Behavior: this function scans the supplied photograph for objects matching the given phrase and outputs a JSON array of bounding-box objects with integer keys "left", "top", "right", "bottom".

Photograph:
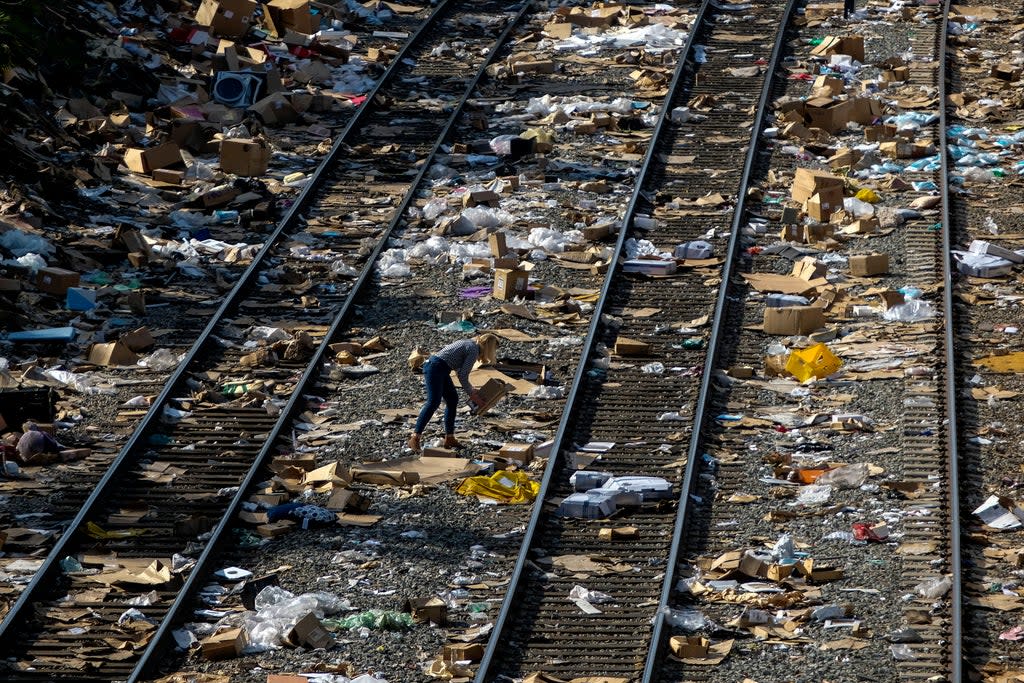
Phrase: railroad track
[
  {"left": 945, "top": 0, "right": 1024, "bottom": 680},
  {"left": 0, "top": 1, "right": 529, "bottom": 679},
  {"left": 475, "top": 0, "right": 797, "bottom": 679},
  {"left": 661, "top": 1, "right": 960, "bottom": 682}
]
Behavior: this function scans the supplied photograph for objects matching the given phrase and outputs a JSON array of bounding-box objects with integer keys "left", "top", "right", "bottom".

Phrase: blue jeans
[{"left": 414, "top": 357, "right": 458, "bottom": 434}]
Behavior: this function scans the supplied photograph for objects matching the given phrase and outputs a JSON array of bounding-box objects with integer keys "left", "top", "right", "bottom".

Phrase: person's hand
[{"left": 470, "top": 390, "right": 485, "bottom": 407}]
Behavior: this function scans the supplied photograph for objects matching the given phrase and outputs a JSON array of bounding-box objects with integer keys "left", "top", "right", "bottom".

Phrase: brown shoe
[
  {"left": 443, "top": 435, "right": 463, "bottom": 449},
  {"left": 407, "top": 434, "right": 421, "bottom": 452}
]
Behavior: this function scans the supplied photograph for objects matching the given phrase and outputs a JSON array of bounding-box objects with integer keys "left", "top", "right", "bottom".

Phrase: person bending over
[{"left": 408, "top": 333, "right": 498, "bottom": 452}]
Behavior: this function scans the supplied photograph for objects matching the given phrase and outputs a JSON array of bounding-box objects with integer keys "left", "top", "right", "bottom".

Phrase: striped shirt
[{"left": 433, "top": 339, "right": 479, "bottom": 395}]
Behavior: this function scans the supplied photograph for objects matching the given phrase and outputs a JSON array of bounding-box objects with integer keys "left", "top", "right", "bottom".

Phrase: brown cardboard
[
  {"left": 443, "top": 643, "right": 485, "bottom": 663},
  {"left": 151, "top": 168, "right": 185, "bottom": 184},
  {"left": 195, "top": 0, "right": 256, "bottom": 38},
  {"left": 266, "top": 676, "right": 308, "bottom": 683},
  {"left": 289, "top": 613, "right": 335, "bottom": 649},
  {"left": 511, "top": 60, "right": 555, "bottom": 75},
  {"left": 812, "top": 75, "right": 844, "bottom": 96},
  {"left": 598, "top": 526, "right": 638, "bottom": 541},
  {"left": 201, "top": 628, "right": 246, "bottom": 660},
  {"left": 492, "top": 268, "right": 529, "bottom": 300},
  {"left": 992, "top": 63, "right": 1022, "bottom": 82},
  {"left": 87, "top": 341, "right": 140, "bottom": 367},
  {"left": 488, "top": 231, "right": 508, "bottom": 257},
  {"left": 325, "top": 488, "right": 369, "bottom": 512},
  {"left": 120, "top": 327, "right": 155, "bottom": 352},
  {"left": 123, "top": 142, "right": 182, "bottom": 175},
  {"left": 791, "top": 256, "right": 826, "bottom": 281},
  {"left": 405, "top": 596, "right": 447, "bottom": 624},
  {"left": 36, "top": 267, "right": 80, "bottom": 295},
  {"left": 474, "top": 378, "right": 508, "bottom": 415},
  {"left": 849, "top": 253, "right": 889, "bottom": 276},
  {"left": 810, "top": 35, "right": 865, "bottom": 62},
  {"left": 220, "top": 137, "right": 270, "bottom": 176},
  {"left": 671, "top": 636, "right": 710, "bottom": 659},
  {"left": 763, "top": 307, "right": 825, "bottom": 335},
  {"left": 463, "top": 189, "right": 500, "bottom": 208},
  {"left": 804, "top": 96, "right": 853, "bottom": 133},
  {"left": 266, "top": 0, "right": 318, "bottom": 34},
  {"left": 614, "top": 337, "right": 651, "bottom": 356},
  {"left": 805, "top": 186, "right": 844, "bottom": 222},
  {"left": 248, "top": 93, "right": 299, "bottom": 126},
  {"left": 791, "top": 168, "right": 844, "bottom": 204},
  {"left": 256, "top": 520, "right": 296, "bottom": 537},
  {"left": 499, "top": 442, "right": 534, "bottom": 465}
]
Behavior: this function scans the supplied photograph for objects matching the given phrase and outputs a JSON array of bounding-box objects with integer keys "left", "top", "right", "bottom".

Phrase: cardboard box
[
  {"left": 248, "top": 93, "right": 298, "bottom": 126},
  {"left": 195, "top": 0, "right": 256, "bottom": 38},
  {"left": 511, "top": 60, "right": 555, "bottom": 74},
  {"left": 622, "top": 259, "right": 677, "bottom": 275},
  {"left": 405, "top": 596, "right": 447, "bottom": 625},
  {"left": 812, "top": 75, "right": 844, "bottom": 96},
  {"left": 845, "top": 217, "right": 879, "bottom": 234},
  {"left": 152, "top": 168, "right": 185, "bottom": 184},
  {"left": 992, "top": 63, "right": 1022, "bottom": 82},
  {"left": 463, "top": 189, "right": 500, "bottom": 208},
  {"left": 488, "top": 231, "right": 508, "bottom": 257},
  {"left": 792, "top": 256, "right": 826, "bottom": 281},
  {"left": 123, "top": 142, "right": 183, "bottom": 175},
  {"left": 473, "top": 378, "right": 508, "bottom": 416},
  {"left": 763, "top": 306, "right": 825, "bottom": 335},
  {"left": 266, "top": 676, "right": 308, "bottom": 683},
  {"left": 810, "top": 35, "right": 865, "bottom": 62},
  {"left": 614, "top": 337, "right": 651, "bottom": 356},
  {"left": 443, "top": 643, "right": 484, "bottom": 663},
  {"left": 120, "top": 327, "right": 155, "bottom": 352},
  {"left": 87, "top": 341, "right": 139, "bottom": 367},
  {"left": 492, "top": 268, "right": 529, "bottom": 300},
  {"left": 256, "top": 519, "right": 295, "bottom": 537},
  {"left": 36, "top": 267, "right": 81, "bottom": 296},
  {"left": 201, "top": 628, "right": 246, "bottom": 660},
  {"left": 791, "top": 168, "right": 843, "bottom": 204},
  {"left": 849, "top": 253, "right": 889, "bottom": 276},
  {"left": 598, "top": 526, "right": 638, "bottom": 541},
  {"left": 266, "top": 0, "right": 318, "bottom": 35},
  {"left": 805, "top": 185, "right": 844, "bottom": 222},
  {"left": 670, "top": 636, "right": 710, "bottom": 659},
  {"left": 220, "top": 138, "right": 270, "bottom": 176},
  {"left": 804, "top": 96, "right": 853, "bottom": 133},
  {"left": 499, "top": 442, "right": 534, "bottom": 465},
  {"left": 288, "top": 613, "right": 335, "bottom": 649},
  {"left": 864, "top": 124, "right": 897, "bottom": 143}
]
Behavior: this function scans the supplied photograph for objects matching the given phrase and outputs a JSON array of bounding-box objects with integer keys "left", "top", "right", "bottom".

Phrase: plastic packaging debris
[
  {"left": 570, "top": 471, "right": 613, "bottom": 491},
  {"left": 605, "top": 475, "right": 674, "bottom": 502},
  {"left": 973, "top": 494, "right": 1024, "bottom": 530},
  {"left": 816, "top": 463, "right": 869, "bottom": 489},
  {"left": 569, "top": 585, "right": 613, "bottom": 614},
  {"left": 641, "top": 362, "right": 665, "bottom": 374},
  {"left": 328, "top": 610, "right": 414, "bottom": 632},
  {"left": 795, "top": 484, "right": 832, "bottom": 505},
  {"left": 952, "top": 250, "right": 1013, "bottom": 278},
  {"left": 456, "top": 470, "right": 540, "bottom": 504},
  {"left": 883, "top": 298, "right": 936, "bottom": 322},
  {"left": 528, "top": 385, "right": 564, "bottom": 400},
  {"left": 664, "top": 608, "right": 707, "bottom": 631},
  {"left": 378, "top": 248, "right": 411, "bottom": 278},
  {"left": 785, "top": 343, "right": 843, "bottom": 382},
  {"left": 558, "top": 489, "right": 620, "bottom": 519},
  {"left": 914, "top": 576, "right": 952, "bottom": 599},
  {"left": 244, "top": 586, "right": 352, "bottom": 650},
  {"left": 891, "top": 644, "right": 917, "bottom": 661},
  {"left": 138, "top": 348, "right": 182, "bottom": 371},
  {"left": 674, "top": 240, "right": 713, "bottom": 259}
]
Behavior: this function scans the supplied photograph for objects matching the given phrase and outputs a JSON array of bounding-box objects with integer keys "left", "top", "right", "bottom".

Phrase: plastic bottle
[{"left": 213, "top": 210, "right": 238, "bottom": 223}]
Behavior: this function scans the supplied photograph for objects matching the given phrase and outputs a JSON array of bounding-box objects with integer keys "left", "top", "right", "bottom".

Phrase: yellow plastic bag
[
  {"left": 456, "top": 470, "right": 540, "bottom": 504},
  {"left": 854, "top": 188, "right": 880, "bottom": 203},
  {"left": 785, "top": 343, "right": 842, "bottom": 382}
]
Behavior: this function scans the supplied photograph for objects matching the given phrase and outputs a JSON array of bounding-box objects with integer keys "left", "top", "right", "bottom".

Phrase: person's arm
[{"left": 454, "top": 345, "right": 479, "bottom": 397}]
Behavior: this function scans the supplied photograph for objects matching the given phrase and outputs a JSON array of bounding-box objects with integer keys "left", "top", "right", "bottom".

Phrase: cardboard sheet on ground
[
  {"left": 91, "top": 560, "right": 171, "bottom": 586},
  {"left": 351, "top": 456, "right": 475, "bottom": 486},
  {"left": 741, "top": 273, "right": 820, "bottom": 295},
  {"left": 492, "top": 328, "right": 549, "bottom": 342},
  {"left": 469, "top": 367, "right": 538, "bottom": 395},
  {"left": 976, "top": 352, "right": 1024, "bottom": 373}
]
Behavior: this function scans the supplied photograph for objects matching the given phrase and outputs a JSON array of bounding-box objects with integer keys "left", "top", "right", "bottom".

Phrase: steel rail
[
  {"left": 937, "top": 0, "right": 963, "bottom": 678},
  {"left": 129, "top": 2, "right": 531, "bottom": 679},
  {"left": 639, "top": 0, "right": 799, "bottom": 678},
  {"left": 473, "top": 1, "right": 713, "bottom": 679}
]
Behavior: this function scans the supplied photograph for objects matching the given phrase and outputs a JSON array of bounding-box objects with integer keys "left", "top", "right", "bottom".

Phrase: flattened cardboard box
[{"left": 288, "top": 613, "right": 335, "bottom": 649}]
